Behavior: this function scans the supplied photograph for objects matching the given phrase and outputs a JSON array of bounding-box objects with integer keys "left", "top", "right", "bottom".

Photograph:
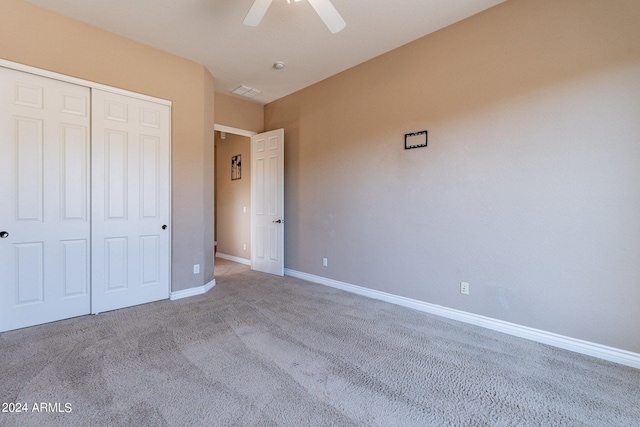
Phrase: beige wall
[
  {"left": 1, "top": 0, "right": 216, "bottom": 291},
  {"left": 215, "top": 133, "right": 252, "bottom": 260},
  {"left": 265, "top": 0, "right": 640, "bottom": 352},
  {"left": 215, "top": 91, "right": 264, "bottom": 133}
]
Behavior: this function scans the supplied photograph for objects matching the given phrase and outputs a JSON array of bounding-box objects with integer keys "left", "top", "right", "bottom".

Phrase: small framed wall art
[
  {"left": 405, "top": 130, "right": 428, "bottom": 150},
  {"left": 231, "top": 154, "right": 241, "bottom": 180}
]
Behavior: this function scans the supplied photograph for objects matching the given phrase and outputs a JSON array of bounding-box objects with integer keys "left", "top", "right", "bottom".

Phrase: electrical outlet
[
  {"left": 194, "top": 264, "right": 200, "bottom": 274},
  {"left": 460, "top": 281, "right": 469, "bottom": 295},
  {"left": 322, "top": 257, "right": 328, "bottom": 267},
  {"left": 243, "top": 243, "right": 247, "bottom": 251}
]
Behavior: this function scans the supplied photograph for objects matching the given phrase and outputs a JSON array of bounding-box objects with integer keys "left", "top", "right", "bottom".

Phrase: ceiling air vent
[{"left": 232, "top": 85, "right": 262, "bottom": 98}]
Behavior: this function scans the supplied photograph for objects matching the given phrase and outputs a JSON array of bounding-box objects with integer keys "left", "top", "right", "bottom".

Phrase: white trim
[
  {"left": 167, "top": 105, "right": 173, "bottom": 302},
  {"left": 216, "top": 252, "right": 251, "bottom": 266},
  {"left": 170, "top": 279, "right": 216, "bottom": 301},
  {"left": 214, "top": 124, "right": 257, "bottom": 137},
  {"left": 0, "top": 59, "right": 172, "bottom": 106},
  {"left": 284, "top": 268, "right": 640, "bottom": 369}
]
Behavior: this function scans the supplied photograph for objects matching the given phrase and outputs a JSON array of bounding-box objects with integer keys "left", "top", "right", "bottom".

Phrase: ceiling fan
[{"left": 244, "top": 0, "right": 346, "bottom": 34}]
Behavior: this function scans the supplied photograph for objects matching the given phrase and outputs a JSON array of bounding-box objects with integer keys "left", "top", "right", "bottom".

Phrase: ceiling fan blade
[
  {"left": 307, "top": 0, "right": 346, "bottom": 33},
  {"left": 243, "top": 0, "right": 274, "bottom": 27}
]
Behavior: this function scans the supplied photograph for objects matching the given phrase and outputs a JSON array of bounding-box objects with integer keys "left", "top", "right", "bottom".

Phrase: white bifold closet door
[
  {"left": 0, "top": 67, "right": 170, "bottom": 332},
  {"left": 0, "top": 67, "right": 91, "bottom": 331},
  {"left": 90, "top": 90, "right": 170, "bottom": 314}
]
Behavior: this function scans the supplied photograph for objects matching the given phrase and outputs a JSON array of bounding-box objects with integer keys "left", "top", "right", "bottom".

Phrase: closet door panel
[
  {"left": 0, "top": 67, "right": 91, "bottom": 332},
  {"left": 91, "top": 90, "right": 170, "bottom": 313}
]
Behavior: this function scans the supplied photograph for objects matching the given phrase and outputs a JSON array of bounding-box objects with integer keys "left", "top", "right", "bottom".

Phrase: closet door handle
[
  {"left": 162, "top": 225, "right": 168, "bottom": 230},
  {"left": 0, "top": 231, "right": 8, "bottom": 238}
]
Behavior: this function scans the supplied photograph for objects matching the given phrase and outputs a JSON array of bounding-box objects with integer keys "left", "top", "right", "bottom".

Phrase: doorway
[
  {"left": 214, "top": 125, "right": 285, "bottom": 276},
  {"left": 214, "top": 128, "right": 253, "bottom": 265}
]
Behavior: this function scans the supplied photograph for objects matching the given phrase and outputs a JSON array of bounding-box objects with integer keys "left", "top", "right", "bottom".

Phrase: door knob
[
  {"left": 162, "top": 225, "right": 168, "bottom": 230},
  {"left": 272, "top": 219, "right": 283, "bottom": 224},
  {"left": 0, "top": 231, "right": 8, "bottom": 238}
]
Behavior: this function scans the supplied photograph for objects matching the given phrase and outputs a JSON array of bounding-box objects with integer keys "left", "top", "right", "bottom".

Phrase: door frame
[
  {"left": 1, "top": 59, "right": 173, "bottom": 304},
  {"left": 213, "top": 124, "right": 259, "bottom": 268},
  {"left": 214, "top": 125, "right": 288, "bottom": 274},
  {"left": 214, "top": 124, "right": 256, "bottom": 139}
]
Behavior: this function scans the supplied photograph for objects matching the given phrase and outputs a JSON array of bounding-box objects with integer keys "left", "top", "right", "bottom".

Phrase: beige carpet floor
[{"left": 1, "top": 257, "right": 639, "bottom": 426}]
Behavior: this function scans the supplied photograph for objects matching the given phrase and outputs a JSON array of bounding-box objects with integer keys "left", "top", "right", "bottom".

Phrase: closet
[{"left": 0, "top": 65, "right": 171, "bottom": 332}]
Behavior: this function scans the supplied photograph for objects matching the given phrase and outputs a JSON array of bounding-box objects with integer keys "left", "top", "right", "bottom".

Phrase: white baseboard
[
  {"left": 170, "top": 279, "right": 216, "bottom": 301},
  {"left": 216, "top": 252, "right": 251, "bottom": 266},
  {"left": 284, "top": 268, "right": 640, "bottom": 369}
]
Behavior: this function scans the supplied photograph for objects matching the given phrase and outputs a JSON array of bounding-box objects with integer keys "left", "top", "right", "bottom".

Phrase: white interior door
[
  {"left": 251, "top": 128, "right": 284, "bottom": 276},
  {"left": 0, "top": 67, "right": 91, "bottom": 331},
  {"left": 91, "top": 90, "right": 170, "bottom": 313}
]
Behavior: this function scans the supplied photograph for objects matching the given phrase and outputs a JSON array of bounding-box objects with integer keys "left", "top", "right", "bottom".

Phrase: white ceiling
[{"left": 25, "top": 0, "right": 505, "bottom": 104}]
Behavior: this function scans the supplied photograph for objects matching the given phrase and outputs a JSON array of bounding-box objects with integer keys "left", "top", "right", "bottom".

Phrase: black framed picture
[
  {"left": 405, "top": 130, "right": 428, "bottom": 149},
  {"left": 231, "top": 154, "right": 241, "bottom": 180}
]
